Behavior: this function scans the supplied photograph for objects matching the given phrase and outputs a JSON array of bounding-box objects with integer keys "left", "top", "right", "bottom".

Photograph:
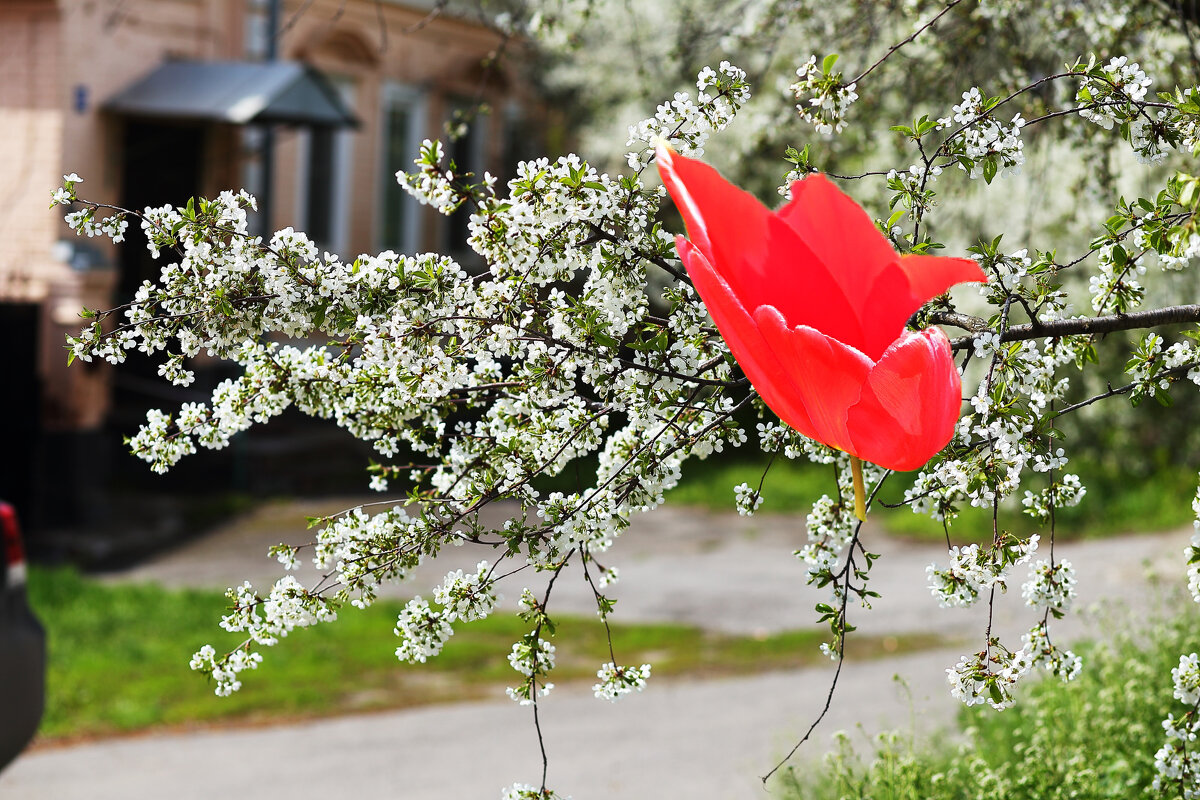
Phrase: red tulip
[{"left": 656, "top": 145, "right": 987, "bottom": 476}]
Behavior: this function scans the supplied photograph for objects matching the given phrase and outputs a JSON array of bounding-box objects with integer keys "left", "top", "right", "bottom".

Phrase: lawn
[
  {"left": 665, "top": 454, "right": 1198, "bottom": 543},
  {"left": 29, "top": 567, "right": 945, "bottom": 742}
]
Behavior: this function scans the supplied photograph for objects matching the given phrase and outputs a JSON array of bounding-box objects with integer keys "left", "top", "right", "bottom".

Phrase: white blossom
[{"left": 593, "top": 662, "right": 651, "bottom": 701}]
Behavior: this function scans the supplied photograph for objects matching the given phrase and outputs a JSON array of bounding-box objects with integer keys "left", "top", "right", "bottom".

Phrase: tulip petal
[
  {"left": 752, "top": 306, "right": 871, "bottom": 454},
  {"left": 856, "top": 262, "right": 918, "bottom": 361},
  {"left": 676, "top": 237, "right": 817, "bottom": 435},
  {"left": 777, "top": 174, "right": 900, "bottom": 310},
  {"left": 779, "top": 178, "right": 988, "bottom": 358},
  {"left": 761, "top": 216, "right": 865, "bottom": 348},
  {"left": 898, "top": 254, "right": 990, "bottom": 305},
  {"left": 658, "top": 145, "right": 863, "bottom": 347},
  {"left": 854, "top": 256, "right": 989, "bottom": 361},
  {"left": 657, "top": 144, "right": 771, "bottom": 280},
  {"left": 845, "top": 328, "right": 963, "bottom": 472}
]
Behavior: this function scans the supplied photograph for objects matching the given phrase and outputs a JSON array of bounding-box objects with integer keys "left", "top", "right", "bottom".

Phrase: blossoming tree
[{"left": 54, "top": 0, "right": 1200, "bottom": 796}]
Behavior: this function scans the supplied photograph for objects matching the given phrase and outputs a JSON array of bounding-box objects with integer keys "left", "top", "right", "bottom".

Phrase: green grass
[
  {"left": 666, "top": 456, "right": 838, "bottom": 514},
  {"left": 776, "top": 603, "right": 1200, "bottom": 800},
  {"left": 29, "top": 567, "right": 943, "bottom": 742},
  {"left": 666, "top": 455, "right": 1197, "bottom": 544}
]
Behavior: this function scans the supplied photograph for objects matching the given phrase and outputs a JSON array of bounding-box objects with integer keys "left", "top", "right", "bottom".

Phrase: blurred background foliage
[{"left": 500, "top": 0, "right": 1200, "bottom": 524}]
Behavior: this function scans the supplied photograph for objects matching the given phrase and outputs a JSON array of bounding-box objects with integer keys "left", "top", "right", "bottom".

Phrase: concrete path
[
  {"left": 95, "top": 497, "right": 1194, "bottom": 641},
  {"left": 0, "top": 649, "right": 963, "bottom": 800},
  {"left": 0, "top": 500, "right": 1192, "bottom": 799}
]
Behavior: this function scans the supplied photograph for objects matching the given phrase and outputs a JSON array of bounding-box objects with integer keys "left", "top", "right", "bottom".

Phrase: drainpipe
[{"left": 258, "top": 0, "right": 280, "bottom": 239}]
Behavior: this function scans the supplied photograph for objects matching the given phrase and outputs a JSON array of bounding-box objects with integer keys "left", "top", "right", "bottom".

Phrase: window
[
  {"left": 501, "top": 101, "right": 543, "bottom": 184},
  {"left": 379, "top": 82, "right": 427, "bottom": 254},
  {"left": 295, "top": 78, "right": 356, "bottom": 255},
  {"left": 244, "top": 0, "right": 269, "bottom": 59},
  {"left": 443, "top": 98, "right": 489, "bottom": 258}
]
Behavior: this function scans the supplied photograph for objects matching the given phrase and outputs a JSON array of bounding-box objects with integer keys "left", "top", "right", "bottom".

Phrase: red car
[{"left": 0, "top": 501, "right": 45, "bottom": 771}]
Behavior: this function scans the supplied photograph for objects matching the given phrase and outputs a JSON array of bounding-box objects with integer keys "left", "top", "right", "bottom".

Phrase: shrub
[{"left": 780, "top": 605, "right": 1200, "bottom": 799}]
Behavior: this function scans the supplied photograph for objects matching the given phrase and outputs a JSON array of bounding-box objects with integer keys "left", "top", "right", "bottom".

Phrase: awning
[{"left": 103, "top": 60, "right": 359, "bottom": 128}]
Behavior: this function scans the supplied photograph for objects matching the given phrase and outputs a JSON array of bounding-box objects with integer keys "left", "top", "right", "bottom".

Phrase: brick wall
[{"left": 0, "top": 2, "right": 66, "bottom": 305}]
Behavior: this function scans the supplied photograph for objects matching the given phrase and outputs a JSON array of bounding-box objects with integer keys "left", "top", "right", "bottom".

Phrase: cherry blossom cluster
[
  {"left": 507, "top": 638, "right": 557, "bottom": 705},
  {"left": 397, "top": 140, "right": 464, "bottom": 215},
  {"left": 188, "top": 644, "right": 262, "bottom": 697},
  {"left": 1153, "top": 653, "right": 1200, "bottom": 798},
  {"left": 789, "top": 54, "right": 859, "bottom": 135},
  {"left": 946, "top": 639, "right": 1036, "bottom": 710},
  {"left": 926, "top": 534, "right": 1040, "bottom": 608},
  {"left": 49, "top": 172, "right": 82, "bottom": 207},
  {"left": 1073, "top": 55, "right": 1194, "bottom": 164},
  {"left": 1021, "top": 559, "right": 1077, "bottom": 615},
  {"left": 1075, "top": 55, "right": 1153, "bottom": 130},
  {"left": 625, "top": 60, "right": 750, "bottom": 171},
  {"left": 502, "top": 784, "right": 570, "bottom": 800},
  {"left": 799, "top": 491, "right": 857, "bottom": 576},
  {"left": 937, "top": 87, "right": 1027, "bottom": 181},
  {"left": 1021, "top": 474, "right": 1085, "bottom": 522},
  {"left": 1019, "top": 621, "right": 1082, "bottom": 682},
  {"left": 51, "top": 174, "right": 130, "bottom": 243},
  {"left": 1089, "top": 241, "right": 1147, "bottom": 313},
  {"left": 394, "top": 597, "right": 454, "bottom": 664},
  {"left": 884, "top": 163, "right": 941, "bottom": 225},
  {"left": 791, "top": 455, "right": 886, "bottom": 657},
  {"left": 733, "top": 482, "right": 764, "bottom": 516},
  {"left": 1189, "top": 485, "right": 1200, "bottom": 604},
  {"left": 434, "top": 561, "right": 499, "bottom": 623},
  {"left": 592, "top": 662, "right": 651, "bottom": 701}
]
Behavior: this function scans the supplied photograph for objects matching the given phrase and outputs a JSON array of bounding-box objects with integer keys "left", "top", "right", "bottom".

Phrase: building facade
[{"left": 0, "top": 0, "right": 545, "bottom": 532}]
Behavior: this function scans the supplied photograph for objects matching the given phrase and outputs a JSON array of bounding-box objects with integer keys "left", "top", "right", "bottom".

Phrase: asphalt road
[{"left": 0, "top": 500, "right": 1191, "bottom": 799}]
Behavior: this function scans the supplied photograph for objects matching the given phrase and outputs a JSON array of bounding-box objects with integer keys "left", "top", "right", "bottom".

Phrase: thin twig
[
  {"left": 761, "top": 473, "right": 889, "bottom": 783},
  {"left": 851, "top": 0, "right": 966, "bottom": 85},
  {"left": 532, "top": 558, "right": 570, "bottom": 792}
]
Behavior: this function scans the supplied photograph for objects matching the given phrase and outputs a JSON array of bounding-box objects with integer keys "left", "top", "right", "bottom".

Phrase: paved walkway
[{"left": 0, "top": 500, "right": 1192, "bottom": 799}]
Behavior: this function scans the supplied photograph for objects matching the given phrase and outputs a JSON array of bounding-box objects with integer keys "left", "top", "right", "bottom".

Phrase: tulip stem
[{"left": 849, "top": 456, "right": 867, "bottom": 522}]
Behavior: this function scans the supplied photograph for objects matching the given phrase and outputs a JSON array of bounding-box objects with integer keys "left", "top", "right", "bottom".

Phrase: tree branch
[{"left": 935, "top": 304, "right": 1200, "bottom": 350}]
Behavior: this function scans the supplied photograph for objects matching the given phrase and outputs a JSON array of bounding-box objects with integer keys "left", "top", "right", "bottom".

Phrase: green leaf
[
  {"left": 982, "top": 157, "right": 998, "bottom": 184},
  {"left": 311, "top": 302, "right": 328, "bottom": 329},
  {"left": 1180, "top": 181, "right": 1199, "bottom": 208},
  {"left": 821, "top": 53, "right": 840, "bottom": 76},
  {"left": 593, "top": 331, "right": 620, "bottom": 349}
]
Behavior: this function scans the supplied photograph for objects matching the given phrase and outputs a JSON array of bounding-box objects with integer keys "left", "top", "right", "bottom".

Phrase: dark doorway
[
  {"left": 117, "top": 121, "right": 205, "bottom": 303},
  {"left": 0, "top": 304, "right": 41, "bottom": 530},
  {"left": 111, "top": 121, "right": 224, "bottom": 491}
]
